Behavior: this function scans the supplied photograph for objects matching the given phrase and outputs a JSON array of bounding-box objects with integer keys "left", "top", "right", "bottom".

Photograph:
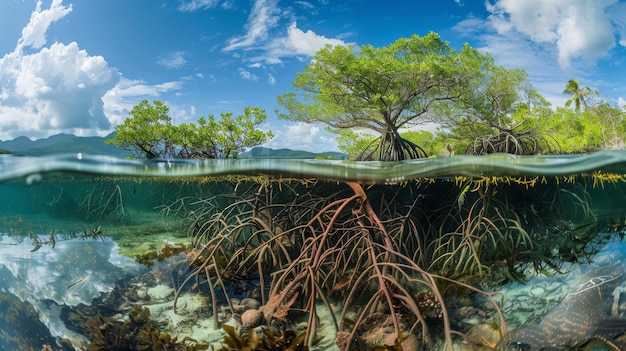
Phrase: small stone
[
  {"left": 136, "top": 286, "right": 147, "bottom": 299},
  {"left": 384, "top": 332, "right": 419, "bottom": 351},
  {"left": 241, "top": 309, "right": 264, "bottom": 328},
  {"left": 233, "top": 303, "right": 246, "bottom": 313},
  {"left": 241, "top": 297, "right": 261, "bottom": 310}
]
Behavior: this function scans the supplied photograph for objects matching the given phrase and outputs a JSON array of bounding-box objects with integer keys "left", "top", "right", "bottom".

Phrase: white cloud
[
  {"left": 619, "top": 97, "right": 626, "bottom": 108},
  {"left": 608, "top": 2, "right": 626, "bottom": 46},
  {"left": 263, "top": 121, "right": 339, "bottom": 152},
  {"left": 220, "top": 1, "right": 235, "bottom": 10},
  {"left": 486, "top": 0, "right": 619, "bottom": 68},
  {"left": 157, "top": 51, "right": 187, "bottom": 69},
  {"left": 237, "top": 67, "right": 259, "bottom": 81},
  {"left": 281, "top": 22, "right": 346, "bottom": 56},
  {"left": 295, "top": 1, "right": 315, "bottom": 10},
  {"left": 178, "top": 0, "right": 220, "bottom": 12},
  {"left": 451, "top": 16, "right": 486, "bottom": 37},
  {"left": 258, "top": 22, "right": 348, "bottom": 64},
  {"left": 223, "top": 0, "right": 282, "bottom": 51},
  {"left": 452, "top": 15, "right": 571, "bottom": 108},
  {"left": 223, "top": 0, "right": 347, "bottom": 64},
  {"left": 0, "top": 0, "right": 186, "bottom": 140},
  {"left": 0, "top": 1, "right": 122, "bottom": 140},
  {"left": 102, "top": 79, "right": 182, "bottom": 126},
  {"left": 17, "top": 0, "right": 72, "bottom": 50},
  {"left": 267, "top": 73, "right": 276, "bottom": 86},
  {"left": 169, "top": 104, "right": 197, "bottom": 124}
]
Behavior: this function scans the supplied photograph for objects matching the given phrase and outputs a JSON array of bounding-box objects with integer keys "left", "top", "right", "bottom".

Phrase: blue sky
[{"left": 1, "top": 0, "right": 626, "bottom": 152}]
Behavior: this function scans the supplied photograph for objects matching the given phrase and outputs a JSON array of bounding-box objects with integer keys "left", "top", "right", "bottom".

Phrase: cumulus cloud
[
  {"left": 223, "top": 0, "right": 347, "bottom": 64},
  {"left": 102, "top": 79, "right": 182, "bottom": 126},
  {"left": 264, "top": 22, "right": 346, "bottom": 61},
  {"left": 17, "top": 0, "right": 72, "bottom": 50},
  {"left": 486, "top": 0, "right": 620, "bottom": 68},
  {"left": 0, "top": 1, "right": 122, "bottom": 140},
  {"left": 0, "top": 0, "right": 183, "bottom": 140}
]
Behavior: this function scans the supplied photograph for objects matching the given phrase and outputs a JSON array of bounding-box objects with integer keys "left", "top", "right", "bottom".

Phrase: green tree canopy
[
  {"left": 588, "top": 102, "right": 626, "bottom": 149},
  {"left": 105, "top": 100, "right": 175, "bottom": 159},
  {"left": 106, "top": 100, "right": 273, "bottom": 159},
  {"left": 437, "top": 50, "right": 557, "bottom": 155},
  {"left": 277, "top": 32, "right": 464, "bottom": 161},
  {"left": 542, "top": 108, "right": 602, "bottom": 153}
]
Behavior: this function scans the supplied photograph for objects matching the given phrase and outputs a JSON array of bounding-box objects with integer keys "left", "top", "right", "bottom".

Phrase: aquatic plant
[
  {"left": 82, "top": 305, "right": 208, "bottom": 351},
  {"left": 216, "top": 324, "right": 308, "bottom": 351},
  {"left": 427, "top": 185, "right": 533, "bottom": 281},
  {"left": 424, "top": 174, "right": 608, "bottom": 285},
  {"left": 134, "top": 243, "right": 189, "bottom": 267}
]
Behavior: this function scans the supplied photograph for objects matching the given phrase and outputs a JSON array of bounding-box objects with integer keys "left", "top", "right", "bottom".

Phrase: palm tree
[{"left": 563, "top": 79, "right": 598, "bottom": 112}]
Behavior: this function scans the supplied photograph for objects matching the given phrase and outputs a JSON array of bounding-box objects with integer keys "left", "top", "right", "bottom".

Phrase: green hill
[
  {"left": 0, "top": 133, "right": 130, "bottom": 157},
  {"left": 240, "top": 147, "right": 346, "bottom": 159}
]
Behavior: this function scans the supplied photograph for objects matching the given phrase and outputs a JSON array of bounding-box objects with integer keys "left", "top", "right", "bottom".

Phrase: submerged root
[{"left": 164, "top": 177, "right": 602, "bottom": 351}]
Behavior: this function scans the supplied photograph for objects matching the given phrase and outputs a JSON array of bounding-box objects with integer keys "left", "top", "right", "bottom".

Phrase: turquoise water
[{"left": 1, "top": 152, "right": 626, "bottom": 350}]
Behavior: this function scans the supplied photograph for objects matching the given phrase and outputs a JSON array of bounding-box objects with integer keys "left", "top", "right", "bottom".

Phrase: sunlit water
[{"left": 1, "top": 152, "right": 626, "bottom": 350}]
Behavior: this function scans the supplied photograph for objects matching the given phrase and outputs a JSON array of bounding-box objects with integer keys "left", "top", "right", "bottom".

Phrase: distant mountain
[
  {"left": 0, "top": 135, "right": 345, "bottom": 159},
  {"left": 240, "top": 147, "right": 346, "bottom": 159},
  {"left": 0, "top": 133, "right": 130, "bottom": 157},
  {"left": 0, "top": 135, "right": 37, "bottom": 152}
]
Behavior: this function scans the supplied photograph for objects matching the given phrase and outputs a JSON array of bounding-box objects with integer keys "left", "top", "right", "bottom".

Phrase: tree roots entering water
[{"left": 163, "top": 178, "right": 603, "bottom": 351}]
